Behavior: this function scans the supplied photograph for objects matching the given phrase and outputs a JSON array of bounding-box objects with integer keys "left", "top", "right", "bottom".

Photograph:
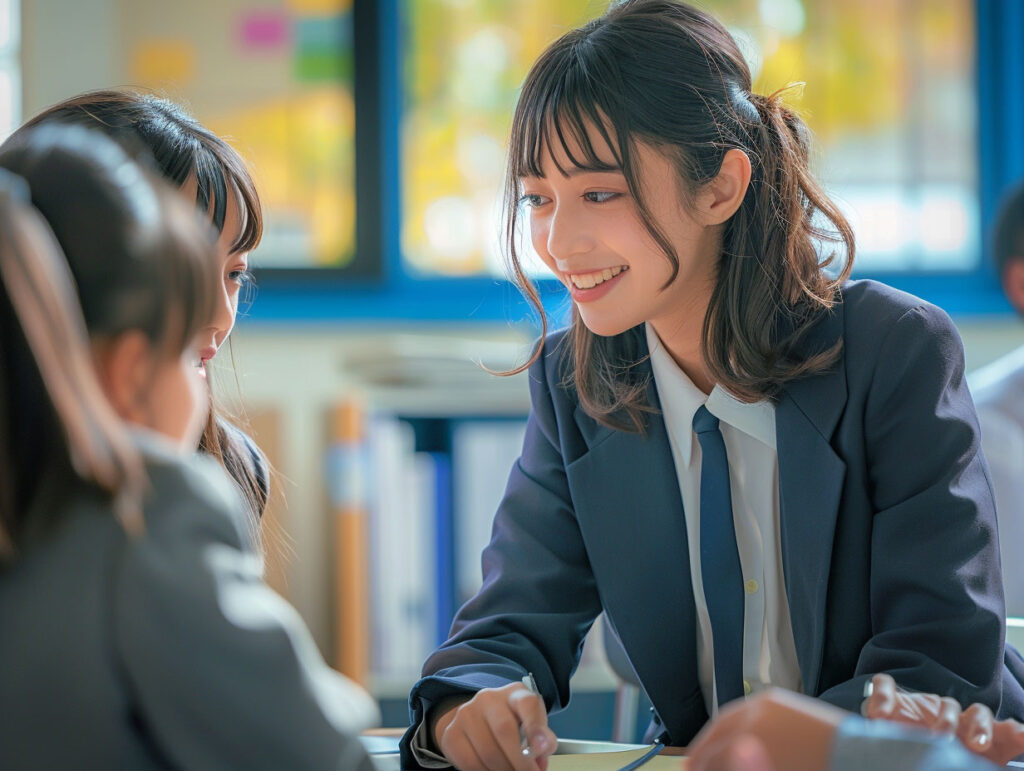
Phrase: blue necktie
[{"left": 693, "top": 405, "right": 745, "bottom": 705}]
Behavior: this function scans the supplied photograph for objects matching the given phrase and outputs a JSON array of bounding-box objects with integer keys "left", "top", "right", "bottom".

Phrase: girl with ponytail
[
  {"left": 402, "top": 2, "right": 1024, "bottom": 768},
  {"left": 0, "top": 124, "right": 378, "bottom": 768}
]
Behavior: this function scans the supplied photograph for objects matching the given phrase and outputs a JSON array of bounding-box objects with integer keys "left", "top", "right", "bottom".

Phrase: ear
[
  {"left": 696, "top": 149, "right": 752, "bottom": 226},
  {"left": 93, "top": 331, "right": 154, "bottom": 425},
  {"left": 1003, "top": 259, "right": 1024, "bottom": 315}
]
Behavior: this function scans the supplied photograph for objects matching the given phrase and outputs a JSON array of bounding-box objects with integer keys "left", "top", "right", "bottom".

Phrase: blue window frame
[{"left": 246, "top": 0, "right": 1024, "bottom": 324}]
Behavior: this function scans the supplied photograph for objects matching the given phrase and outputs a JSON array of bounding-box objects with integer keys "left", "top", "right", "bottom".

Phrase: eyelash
[
  {"left": 518, "top": 191, "right": 621, "bottom": 208},
  {"left": 519, "top": 193, "right": 547, "bottom": 208},
  {"left": 583, "top": 191, "right": 620, "bottom": 203},
  {"left": 228, "top": 268, "right": 254, "bottom": 287}
]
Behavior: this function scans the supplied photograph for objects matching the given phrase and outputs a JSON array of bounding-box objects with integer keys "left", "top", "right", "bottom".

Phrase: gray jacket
[{"left": 0, "top": 433, "right": 378, "bottom": 770}]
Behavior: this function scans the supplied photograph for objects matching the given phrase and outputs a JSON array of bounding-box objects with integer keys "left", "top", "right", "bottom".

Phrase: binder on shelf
[
  {"left": 326, "top": 400, "right": 370, "bottom": 685},
  {"left": 451, "top": 419, "right": 528, "bottom": 605},
  {"left": 366, "top": 417, "right": 440, "bottom": 678}
]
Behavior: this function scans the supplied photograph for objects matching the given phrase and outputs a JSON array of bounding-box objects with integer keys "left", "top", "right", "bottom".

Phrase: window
[
  {"left": 0, "top": 0, "right": 19, "bottom": 138},
  {"left": 121, "top": 0, "right": 356, "bottom": 270},
  {"left": 401, "top": 1, "right": 598, "bottom": 278},
  {"left": 716, "top": 0, "right": 977, "bottom": 273},
  {"left": 401, "top": 0, "right": 978, "bottom": 278}
]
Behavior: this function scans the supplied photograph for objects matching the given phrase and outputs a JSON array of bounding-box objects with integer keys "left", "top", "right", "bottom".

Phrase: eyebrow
[{"left": 520, "top": 164, "right": 623, "bottom": 180}]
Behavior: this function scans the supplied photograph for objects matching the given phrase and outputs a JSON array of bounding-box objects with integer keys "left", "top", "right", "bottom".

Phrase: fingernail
[
  {"left": 863, "top": 681, "right": 874, "bottom": 698},
  {"left": 974, "top": 731, "right": 990, "bottom": 747},
  {"left": 531, "top": 734, "right": 552, "bottom": 755}
]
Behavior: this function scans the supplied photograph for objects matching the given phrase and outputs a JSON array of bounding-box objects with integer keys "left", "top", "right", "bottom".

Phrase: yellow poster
[
  {"left": 130, "top": 41, "right": 196, "bottom": 86},
  {"left": 286, "top": 0, "right": 351, "bottom": 15}
]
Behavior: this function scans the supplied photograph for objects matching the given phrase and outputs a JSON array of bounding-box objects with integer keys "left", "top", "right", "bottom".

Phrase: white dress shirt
[
  {"left": 969, "top": 344, "right": 1024, "bottom": 616},
  {"left": 645, "top": 323, "right": 802, "bottom": 716}
]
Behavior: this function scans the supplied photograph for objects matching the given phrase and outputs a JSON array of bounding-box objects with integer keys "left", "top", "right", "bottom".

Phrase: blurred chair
[{"left": 600, "top": 614, "right": 644, "bottom": 743}]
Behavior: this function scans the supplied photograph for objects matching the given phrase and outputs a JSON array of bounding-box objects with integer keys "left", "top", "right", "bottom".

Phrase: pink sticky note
[{"left": 239, "top": 11, "right": 290, "bottom": 51}]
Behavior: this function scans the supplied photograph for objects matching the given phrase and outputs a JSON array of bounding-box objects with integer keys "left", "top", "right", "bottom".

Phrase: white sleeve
[{"left": 976, "top": 406, "right": 1024, "bottom": 615}]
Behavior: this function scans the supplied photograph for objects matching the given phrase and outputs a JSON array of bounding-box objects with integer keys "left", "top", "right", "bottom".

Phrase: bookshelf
[{"left": 224, "top": 324, "right": 626, "bottom": 737}]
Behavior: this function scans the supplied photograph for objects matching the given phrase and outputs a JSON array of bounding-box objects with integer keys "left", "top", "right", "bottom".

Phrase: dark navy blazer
[{"left": 402, "top": 280, "right": 1024, "bottom": 763}]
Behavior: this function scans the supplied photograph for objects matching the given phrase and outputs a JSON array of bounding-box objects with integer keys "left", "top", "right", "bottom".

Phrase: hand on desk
[
  {"left": 861, "top": 672, "right": 1024, "bottom": 765},
  {"left": 687, "top": 689, "right": 845, "bottom": 771},
  {"left": 431, "top": 682, "right": 558, "bottom": 771}
]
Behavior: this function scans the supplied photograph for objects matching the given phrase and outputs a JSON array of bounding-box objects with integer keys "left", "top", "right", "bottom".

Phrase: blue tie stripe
[{"left": 693, "top": 405, "right": 745, "bottom": 705}]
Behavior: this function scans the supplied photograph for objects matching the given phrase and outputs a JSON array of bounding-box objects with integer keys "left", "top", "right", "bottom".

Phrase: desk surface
[
  {"left": 360, "top": 733, "right": 1024, "bottom": 770},
  {"left": 361, "top": 737, "right": 683, "bottom": 771}
]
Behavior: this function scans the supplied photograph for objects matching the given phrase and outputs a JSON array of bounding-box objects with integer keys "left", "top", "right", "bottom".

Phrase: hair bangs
[
  {"left": 189, "top": 142, "right": 262, "bottom": 255},
  {"left": 192, "top": 150, "right": 230, "bottom": 235},
  {"left": 511, "top": 42, "right": 625, "bottom": 182}
]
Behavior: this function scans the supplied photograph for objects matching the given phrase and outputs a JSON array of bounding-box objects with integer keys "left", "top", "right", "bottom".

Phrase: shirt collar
[{"left": 645, "top": 323, "right": 776, "bottom": 461}]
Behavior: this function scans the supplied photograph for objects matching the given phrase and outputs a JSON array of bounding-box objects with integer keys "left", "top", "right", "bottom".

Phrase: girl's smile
[{"left": 566, "top": 265, "right": 629, "bottom": 301}]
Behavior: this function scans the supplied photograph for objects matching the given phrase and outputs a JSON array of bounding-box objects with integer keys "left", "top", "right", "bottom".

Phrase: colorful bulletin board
[{"left": 123, "top": 0, "right": 356, "bottom": 271}]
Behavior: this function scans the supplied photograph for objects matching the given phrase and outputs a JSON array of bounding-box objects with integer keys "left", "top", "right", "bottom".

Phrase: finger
[
  {"left": 862, "top": 674, "right": 896, "bottom": 719},
  {"left": 508, "top": 687, "right": 556, "bottom": 759},
  {"left": 929, "top": 697, "right": 962, "bottom": 734},
  {"left": 956, "top": 702, "right": 994, "bottom": 753},
  {"left": 481, "top": 701, "right": 541, "bottom": 771},
  {"left": 990, "top": 719, "right": 1024, "bottom": 765},
  {"left": 891, "top": 691, "right": 939, "bottom": 724}
]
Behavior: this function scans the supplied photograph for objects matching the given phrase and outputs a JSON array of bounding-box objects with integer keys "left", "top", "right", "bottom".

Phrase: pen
[{"left": 521, "top": 672, "right": 539, "bottom": 757}]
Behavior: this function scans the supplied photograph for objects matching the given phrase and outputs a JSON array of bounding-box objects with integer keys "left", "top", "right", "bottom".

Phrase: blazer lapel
[
  {"left": 776, "top": 303, "right": 848, "bottom": 694},
  {"left": 566, "top": 336, "right": 704, "bottom": 739}
]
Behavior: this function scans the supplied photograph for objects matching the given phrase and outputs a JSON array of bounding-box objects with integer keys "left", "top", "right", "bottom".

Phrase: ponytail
[
  {"left": 702, "top": 85, "right": 854, "bottom": 402},
  {"left": 0, "top": 170, "right": 144, "bottom": 557}
]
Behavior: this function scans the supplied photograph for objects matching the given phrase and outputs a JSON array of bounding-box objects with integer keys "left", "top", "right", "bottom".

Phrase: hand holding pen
[{"left": 431, "top": 675, "right": 558, "bottom": 771}]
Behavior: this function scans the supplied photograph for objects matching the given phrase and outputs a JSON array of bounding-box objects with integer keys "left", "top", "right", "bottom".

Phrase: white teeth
[{"left": 569, "top": 266, "right": 625, "bottom": 289}]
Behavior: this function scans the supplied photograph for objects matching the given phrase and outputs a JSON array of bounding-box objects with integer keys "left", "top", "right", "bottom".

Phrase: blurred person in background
[{"left": 970, "top": 183, "right": 1024, "bottom": 615}]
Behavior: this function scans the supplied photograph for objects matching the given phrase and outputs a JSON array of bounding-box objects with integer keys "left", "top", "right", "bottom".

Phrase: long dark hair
[
  {"left": 0, "top": 124, "right": 216, "bottom": 558},
  {"left": 504, "top": 0, "right": 854, "bottom": 432},
  {"left": 14, "top": 89, "right": 268, "bottom": 519}
]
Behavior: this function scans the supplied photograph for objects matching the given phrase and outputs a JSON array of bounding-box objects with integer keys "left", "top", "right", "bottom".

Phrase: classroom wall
[{"left": 21, "top": 0, "right": 120, "bottom": 117}]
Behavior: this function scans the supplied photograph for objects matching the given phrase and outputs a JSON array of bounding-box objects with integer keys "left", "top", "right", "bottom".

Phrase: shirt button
[
  {"left": 743, "top": 680, "right": 752, "bottom": 696},
  {"left": 745, "top": 579, "right": 759, "bottom": 594}
]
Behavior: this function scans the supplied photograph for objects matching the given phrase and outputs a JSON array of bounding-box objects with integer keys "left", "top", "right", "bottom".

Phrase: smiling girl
[
  {"left": 401, "top": 2, "right": 1024, "bottom": 769},
  {"left": 9, "top": 90, "right": 268, "bottom": 524}
]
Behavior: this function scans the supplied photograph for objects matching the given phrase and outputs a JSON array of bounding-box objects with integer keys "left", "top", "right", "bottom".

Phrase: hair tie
[{"left": 728, "top": 82, "right": 761, "bottom": 124}]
